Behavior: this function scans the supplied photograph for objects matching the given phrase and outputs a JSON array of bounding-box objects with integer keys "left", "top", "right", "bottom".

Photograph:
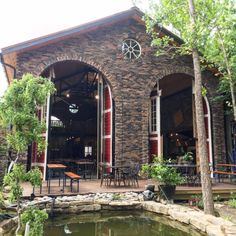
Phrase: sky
[{"left": 0, "top": 0, "right": 149, "bottom": 96}]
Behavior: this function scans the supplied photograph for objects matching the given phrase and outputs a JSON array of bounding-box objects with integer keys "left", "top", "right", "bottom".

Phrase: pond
[{"left": 44, "top": 210, "right": 206, "bottom": 236}]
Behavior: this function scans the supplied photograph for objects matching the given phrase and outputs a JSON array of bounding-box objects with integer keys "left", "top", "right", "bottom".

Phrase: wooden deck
[{"left": 22, "top": 178, "right": 236, "bottom": 200}]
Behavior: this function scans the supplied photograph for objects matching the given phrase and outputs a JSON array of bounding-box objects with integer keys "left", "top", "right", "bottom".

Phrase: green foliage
[
  {"left": 3, "top": 164, "right": 43, "bottom": 235},
  {"left": 0, "top": 73, "right": 55, "bottom": 155},
  {"left": 228, "top": 193, "right": 236, "bottom": 208},
  {"left": 0, "top": 191, "right": 4, "bottom": 207},
  {"left": 3, "top": 164, "right": 42, "bottom": 203},
  {"left": 213, "top": 194, "right": 221, "bottom": 203},
  {"left": 228, "top": 198, "right": 236, "bottom": 208},
  {"left": 3, "top": 164, "right": 27, "bottom": 203},
  {"left": 27, "top": 167, "right": 42, "bottom": 188},
  {"left": 21, "top": 206, "right": 48, "bottom": 236},
  {"left": 112, "top": 193, "right": 122, "bottom": 200},
  {"left": 145, "top": 0, "right": 236, "bottom": 118},
  {"left": 182, "top": 152, "right": 193, "bottom": 162},
  {"left": 141, "top": 156, "right": 184, "bottom": 185},
  {"left": 189, "top": 194, "right": 204, "bottom": 209}
]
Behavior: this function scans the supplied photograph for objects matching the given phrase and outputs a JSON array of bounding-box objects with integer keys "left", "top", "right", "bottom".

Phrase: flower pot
[
  {"left": 158, "top": 185, "right": 176, "bottom": 201},
  {"left": 145, "top": 184, "right": 155, "bottom": 192}
]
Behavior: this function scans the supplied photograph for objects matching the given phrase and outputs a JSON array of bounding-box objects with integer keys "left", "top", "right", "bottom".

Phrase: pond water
[{"left": 44, "top": 211, "right": 205, "bottom": 236}]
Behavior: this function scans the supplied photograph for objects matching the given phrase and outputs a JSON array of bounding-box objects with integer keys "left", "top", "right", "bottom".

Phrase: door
[
  {"left": 103, "top": 82, "right": 112, "bottom": 166},
  {"left": 149, "top": 80, "right": 161, "bottom": 162}
]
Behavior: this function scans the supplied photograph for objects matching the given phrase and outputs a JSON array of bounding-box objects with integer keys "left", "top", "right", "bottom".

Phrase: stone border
[{"left": 1, "top": 192, "right": 236, "bottom": 236}]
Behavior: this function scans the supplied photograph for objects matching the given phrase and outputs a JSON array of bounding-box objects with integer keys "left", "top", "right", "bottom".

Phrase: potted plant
[
  {"left": 182, "top": 152, "right": 194, "bottom": 164},
  {"left": 141, "top": 156, "right": 184, "bottom": 201}
]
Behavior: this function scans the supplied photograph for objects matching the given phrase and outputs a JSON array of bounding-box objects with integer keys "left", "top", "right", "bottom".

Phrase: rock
[
  {"left": 168, "top": 210, "right": 190, "bottom": 224},
  {"left": 143, "top": 190, "right": 155, "bottom": 201},
  {"left": 221, "top": 225, "right": 236, "bottom": 235},
  {"left": 188, "top": 211, "right": 211, "bottom": 232},
  {"left": 142, "top": 202, "right": 169, "bottom": 215},
  {"left": 206, "top": 225, "right": 225, "bottom": 236},
  {"left": 109, "top": 201, "right": 141, "bottom": 207}
]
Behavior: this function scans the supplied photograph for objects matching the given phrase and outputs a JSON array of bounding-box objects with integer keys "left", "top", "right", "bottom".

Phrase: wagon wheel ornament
[{"left": 122, "top": 39, "right": 141, "bottom": 60}]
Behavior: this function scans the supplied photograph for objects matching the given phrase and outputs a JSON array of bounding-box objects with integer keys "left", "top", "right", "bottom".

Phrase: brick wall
[{"left": 14, "top": 18, "right": 226, "bottom": 165}]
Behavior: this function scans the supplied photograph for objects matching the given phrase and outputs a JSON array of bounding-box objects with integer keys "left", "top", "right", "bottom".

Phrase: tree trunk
[
  {"left": 192, "top": 49, "right": 215, "bottom": 215},
  {"left": 15, "top": 197, "right": 21, "bottom": 235},
  {"left": 188, "top": 0, "right": 215, "bottom": 215}
]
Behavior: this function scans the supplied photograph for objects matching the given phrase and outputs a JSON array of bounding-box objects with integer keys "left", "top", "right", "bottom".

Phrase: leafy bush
[
  {"left": 189, "top": 194, "right": 204, "bottom": 209},
  {"left": 21, "top": 207, "right": 48, "bottom": 236},
  {"left": 228, "top": 193, "right": 236, "bottom": 208},
  {"left": 228, "top": 199, "right": 236, "bottom": 208},
  {"left": 141, "top": 156, "right": 183, "bottom": 185}
]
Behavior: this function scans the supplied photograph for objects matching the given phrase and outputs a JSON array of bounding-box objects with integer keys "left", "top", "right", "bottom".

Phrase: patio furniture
[
  {"left": 99, "top": 162, "right": 115, "bottom": 186},
  {"left": 75, "top": 161, "right": 95, "bottom": 179},
  {"left": 213, "top": 164, "right": 236, "bottom": 183},
  {"left": 64, "top": 172, "right": 81, "bottom": 192},
  {"left": 111, "top": 166, "right": 128, "bottom": 186},
  {"left": 128, "top": 163, "right": 140, "bottom": 187},
  {"left": 47, "top": 164, "right": 67, "bottom": 194}
]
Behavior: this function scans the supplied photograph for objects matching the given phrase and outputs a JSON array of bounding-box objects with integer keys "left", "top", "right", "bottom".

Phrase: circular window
[
  {"left": 122, "top": 39, "right": 141, "bottom": 60},
  {"left": 69, "top": 104, "right": 79, "bottom": 114}
]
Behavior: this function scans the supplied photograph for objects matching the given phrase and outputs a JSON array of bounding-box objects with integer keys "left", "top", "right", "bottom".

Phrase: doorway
[
  {"left": 149, "top": 74, "right": 195, "bottom": 163},
  {"left": 49, "top": 61, "right": 98, "bottom": 175}
]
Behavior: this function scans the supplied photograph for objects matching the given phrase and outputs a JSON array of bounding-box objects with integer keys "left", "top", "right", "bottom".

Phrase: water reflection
[{"left": 44, "top": 211, "right": 205, "bottom": 236}]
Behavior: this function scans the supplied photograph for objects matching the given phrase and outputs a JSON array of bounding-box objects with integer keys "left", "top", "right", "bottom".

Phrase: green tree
[
  {"left": 3, "top": 164, "right": 44, "bottom": 235},
  {"left": 201, "top": 0, "right": 236, "bottom": 121},
  {"left": 144, "top": 0, "right": 221, "bottom": 214},
  {"left": 0, "top": 73, "right": 55, "bottom": 171}
]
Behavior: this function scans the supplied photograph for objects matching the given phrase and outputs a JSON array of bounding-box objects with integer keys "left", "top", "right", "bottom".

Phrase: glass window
[
  {"left": 122, "top": 39, "right": 141, "bottom": 60},
  {"left": 51, "top": 116, "right": 64, "bottom": 127},
  {"left": 151, "top": 98, "right": 157, "bottom": 132},
  {"left": 85, "top": 146, "right": 92, "bottom": 157}
]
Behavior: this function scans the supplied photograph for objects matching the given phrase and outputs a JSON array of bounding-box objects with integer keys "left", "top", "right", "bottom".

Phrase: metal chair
[
  {"left": 99, "top": 162, "right": 115, "bottom": 186},
  {"left": 128, "top": 163, "right": 140, "bottom": 187}
]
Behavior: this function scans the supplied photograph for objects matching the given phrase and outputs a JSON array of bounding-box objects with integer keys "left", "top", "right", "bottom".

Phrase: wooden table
[{"left": 47, "top": 164, "right": 67, "bottom": 194}]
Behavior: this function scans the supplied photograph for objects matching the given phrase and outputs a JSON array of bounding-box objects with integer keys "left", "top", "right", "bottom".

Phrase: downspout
[{"left": 0, "top": 53, "right": 16, "bottom": 81}]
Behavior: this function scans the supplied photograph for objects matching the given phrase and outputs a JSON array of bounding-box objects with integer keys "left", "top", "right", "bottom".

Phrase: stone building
[{"left": 0, "top": 7, "right": 228, "bottom": 180}]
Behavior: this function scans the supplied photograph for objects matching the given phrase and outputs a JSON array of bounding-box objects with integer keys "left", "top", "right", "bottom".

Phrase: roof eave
[{"left": 1, "top": 7, "right": 144, "bottom": 55}]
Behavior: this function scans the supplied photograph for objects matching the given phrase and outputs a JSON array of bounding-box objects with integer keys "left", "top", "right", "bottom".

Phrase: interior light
[
  {"left": 66, "top": 93, "right": 70, "bottom": 98},
  {"left": 95, "top": 95, "right": 99, "bottom": 100},
  {"left": 69, "top": 104, "right": 79, "bottom": 113}
]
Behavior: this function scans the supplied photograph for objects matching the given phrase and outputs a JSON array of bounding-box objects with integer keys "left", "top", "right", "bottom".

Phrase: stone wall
[
  {"left": 1, "top": 193, "right": 236, "bottom": 236},
  {"left": 14, "top": 18, "right": 226, "bottom": 165}
]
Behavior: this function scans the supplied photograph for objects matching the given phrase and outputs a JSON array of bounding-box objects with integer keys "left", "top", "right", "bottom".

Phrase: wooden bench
[{"left": 64, "top": 172, "right": 81, "bottom": 192}]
